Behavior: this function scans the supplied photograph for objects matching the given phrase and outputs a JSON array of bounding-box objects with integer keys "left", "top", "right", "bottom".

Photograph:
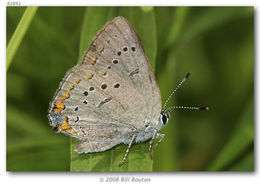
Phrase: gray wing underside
[{"left": 51, "top": 17, "right": 161, "bottom": 143}]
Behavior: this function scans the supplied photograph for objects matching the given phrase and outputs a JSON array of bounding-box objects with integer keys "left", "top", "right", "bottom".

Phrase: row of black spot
[
  {"left": 117, "top": 46, "right": 136, "bottom": 56},
  {"left": 114, "top": 46, "right": 136, "bottom": 64},
  {"left": 74, "top": 83, "right": 120, "bottom": 110}
]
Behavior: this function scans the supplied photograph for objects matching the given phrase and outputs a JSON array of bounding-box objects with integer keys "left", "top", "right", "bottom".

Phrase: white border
[
  {"left": 1, "top": 0, "right": 257, "bottom": 6},
  {"left": 1, "top": 0, "right": 258, "bottom": 186}
]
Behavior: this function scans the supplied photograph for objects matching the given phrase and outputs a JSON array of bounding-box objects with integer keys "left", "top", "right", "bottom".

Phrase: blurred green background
[{"left": 6, "top": 7, "right": 254, "bottom": 171}]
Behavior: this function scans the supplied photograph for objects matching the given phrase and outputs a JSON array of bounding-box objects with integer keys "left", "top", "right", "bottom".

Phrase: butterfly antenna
[
  {"left": 162, "top": 72, "right": 191, "bottom": 110},
  {"left": 165, "top": 106, "right": 209, "bottom": 114}
]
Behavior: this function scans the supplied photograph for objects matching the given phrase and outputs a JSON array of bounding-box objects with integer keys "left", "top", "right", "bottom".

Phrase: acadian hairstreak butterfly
[{"left": 48, "top": 17, "right": 208, "bottom": 166}]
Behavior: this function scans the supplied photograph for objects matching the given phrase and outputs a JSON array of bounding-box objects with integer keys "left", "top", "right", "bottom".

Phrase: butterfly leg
[
  {"left": 148, "top": 129, "right": 158, "bottom": 159},
  {"left": 153, "top": 133, "right": 165, "bottom": 149},
  {"left": 118, "top": 134, "right": 136, "bottom": 167},
  {"left": 148, "top": 131, "right": 165, "bottom": 159}
]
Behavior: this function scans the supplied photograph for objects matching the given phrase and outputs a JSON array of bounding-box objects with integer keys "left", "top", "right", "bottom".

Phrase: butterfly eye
[{"left": 160, "top": 111, "right": 170, "bottom": 125}]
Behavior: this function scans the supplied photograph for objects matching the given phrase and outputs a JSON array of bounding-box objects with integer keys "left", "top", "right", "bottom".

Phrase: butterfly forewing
[{"left": 82, "top": 17, "right": 161, "bottom": 127}]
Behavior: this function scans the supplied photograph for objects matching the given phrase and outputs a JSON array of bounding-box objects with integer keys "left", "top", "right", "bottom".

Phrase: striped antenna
[
  {"left": 162, "top": 72, "right": 191, "bottom": 110},
  {"left": 165, "top": 106, "right": 209, "bottom": 113}
]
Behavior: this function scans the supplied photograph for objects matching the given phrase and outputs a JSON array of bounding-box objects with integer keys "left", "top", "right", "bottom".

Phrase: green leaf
[
  {"left": 175, "top": 7, "right": 253, "bottom": 49},
  {"left": 7, "top": 6, "right": 38, "bottom": 70},
  {"left": 207, "top": 97, "right": 254, "bottom": 171},
  {"left": 70, "top": 138, "right": 152, "bottom": 171},
  {"left": 70, "top": 7, "right": 156, "bottom": 171},
  {"left": 165, "top": 7, "right": 189, "bottom": 47},
  {"left": 227, "top": 150, "right": 254, "bottom": 171}
]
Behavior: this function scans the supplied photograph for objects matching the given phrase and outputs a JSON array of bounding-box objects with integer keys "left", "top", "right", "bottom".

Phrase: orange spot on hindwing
[
  {"left": 76, "top": 79, "right": 81, "bottom": 84},
  {"left": 91, "top": 57, "right": 98, "bottom": 65},
  {"left": 53, "top": 100, "right": 65, "bottom": 113},
  {"left": 57, "top": 115, "right": 69, "bottom": 130},
  {"left": 68, "top": 85, "right": 74, "bottom": 91},
  {"left": 66, "top": 128, "right": 74, "bottom": 133},
  {"left": 60, "top": 92, "right": 70, "bottom": 100},
  {"left": 56, "top": 115, "right": 76, "bottom": 135},
  {"left": 87, "top": 73, "right": 94, "bottom": 79}
]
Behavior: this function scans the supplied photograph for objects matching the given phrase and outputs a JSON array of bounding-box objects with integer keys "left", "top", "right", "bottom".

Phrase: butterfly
[{"left": 48, "top": 17, "right": 208, "bottom": 167}]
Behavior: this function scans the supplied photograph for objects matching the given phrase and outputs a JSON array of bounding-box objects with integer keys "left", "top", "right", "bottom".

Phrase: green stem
[
  {"left": 166, "top": 7, "right": 189, "bottom": 47},
  {"left": 7, "top": 6, "right": 38, "bottom": 70}
]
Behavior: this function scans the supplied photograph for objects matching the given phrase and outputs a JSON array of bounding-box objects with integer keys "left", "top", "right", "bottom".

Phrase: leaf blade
[
  {"left": 7, "top": 6, "right": 38, "bottom": 70},
  {"left": 207, "top": 97, "right": 254, "bottom": 171}
]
